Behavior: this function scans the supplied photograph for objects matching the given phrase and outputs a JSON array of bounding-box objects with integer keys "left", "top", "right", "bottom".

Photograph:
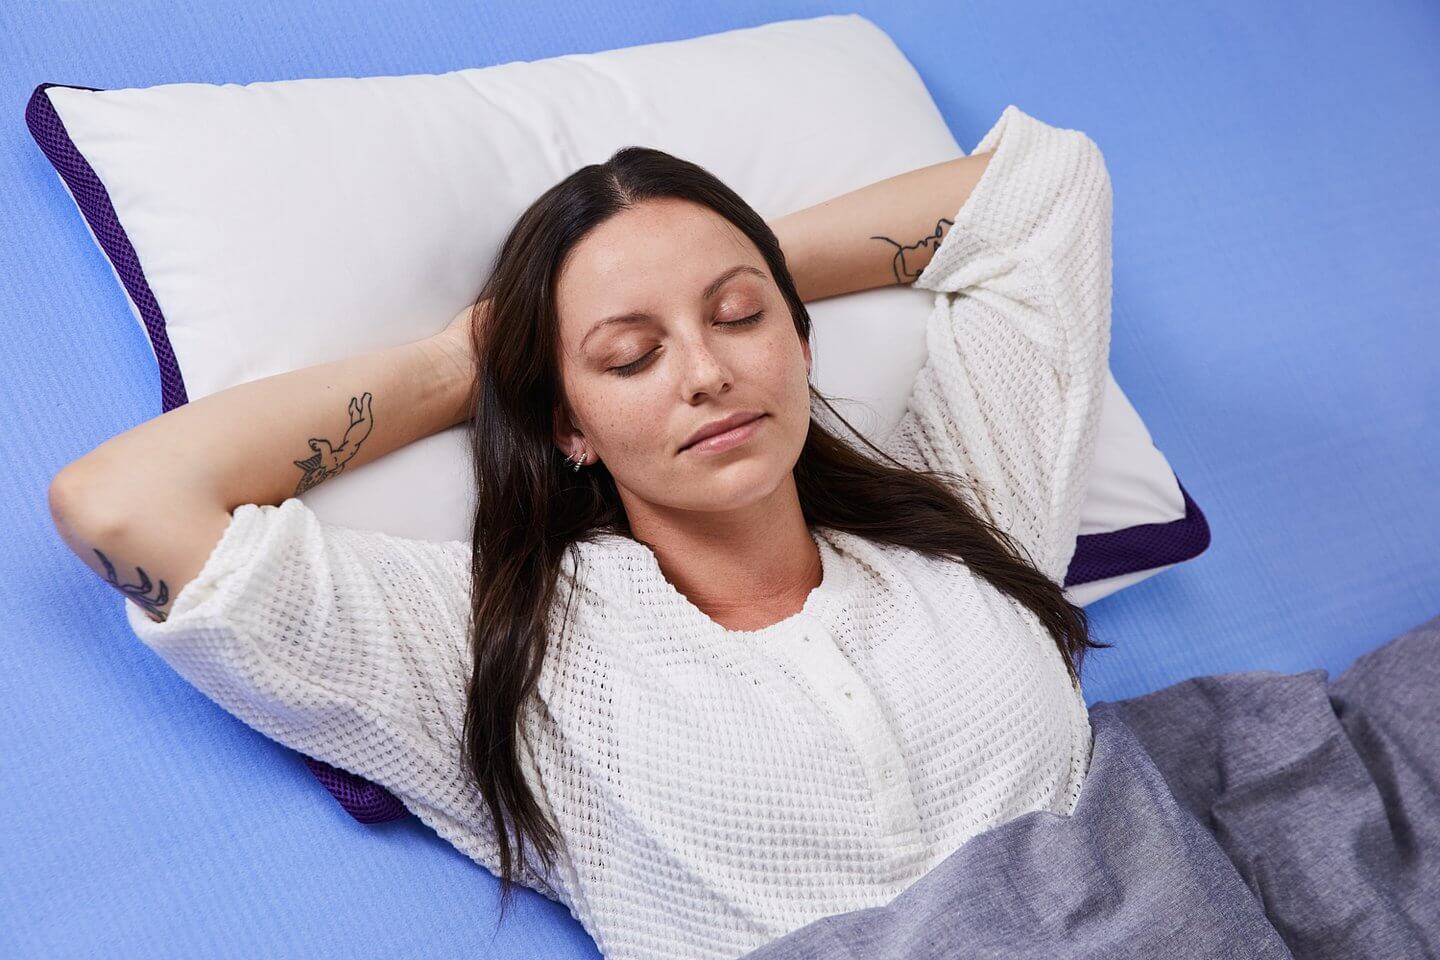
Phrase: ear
[{"left": 552, "top": 401, "right": 584, "bottom": 461}]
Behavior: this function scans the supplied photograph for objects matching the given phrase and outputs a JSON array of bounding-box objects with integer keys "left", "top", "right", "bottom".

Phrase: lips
[{"left": 679, "top": 411, "right": 765, "bottom": 452}]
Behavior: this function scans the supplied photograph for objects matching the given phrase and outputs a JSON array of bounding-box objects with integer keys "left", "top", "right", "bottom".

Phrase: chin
[{"left": 675, "top": 455, "right": 791, "bottom": 511}]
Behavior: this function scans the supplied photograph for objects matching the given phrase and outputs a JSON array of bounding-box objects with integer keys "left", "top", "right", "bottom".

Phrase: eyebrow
[{"left": 579, "top": 264, "right": 768, "bottom": 354}]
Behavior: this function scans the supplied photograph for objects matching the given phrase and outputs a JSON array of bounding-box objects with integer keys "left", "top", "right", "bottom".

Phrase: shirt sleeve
[
  {"left": 122, "top": 496, "right": 565, "bottom": 902},
  {"left": 880, "top": 104, "right": 1114, "bottom": 588}
]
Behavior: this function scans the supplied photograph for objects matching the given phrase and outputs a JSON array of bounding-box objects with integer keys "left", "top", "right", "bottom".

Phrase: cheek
[
  {"left": 573, "top": 377, "right": 670, "bottom": 464},
  {"left": 764, "top": 332, "right": 813, "bottom": 410}
]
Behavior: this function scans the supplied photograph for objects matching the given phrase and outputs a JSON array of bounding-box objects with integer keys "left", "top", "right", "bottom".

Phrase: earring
[{"left": 569, "top": 447, "right": 586, "bottom": 471}]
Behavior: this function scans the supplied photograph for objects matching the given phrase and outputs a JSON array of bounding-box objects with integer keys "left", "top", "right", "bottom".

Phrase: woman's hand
[{"left": 430, "top": 297, "right": 491, "bottom": 376}]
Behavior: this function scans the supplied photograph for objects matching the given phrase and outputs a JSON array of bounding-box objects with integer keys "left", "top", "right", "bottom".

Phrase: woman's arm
[
  {"left": 768, "top": 151, "right": 995, "bottom": 304},
  {"left": 48, "top": 315, "right": 477, "bottom": 622},
  {"left": 878, "top": 105, "right": 1114, "bottom": 588}
]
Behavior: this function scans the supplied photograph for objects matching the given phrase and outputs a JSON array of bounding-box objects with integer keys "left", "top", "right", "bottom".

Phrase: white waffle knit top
[{"left": 126, "top": 103, "right": 1113, "bottom": 960}]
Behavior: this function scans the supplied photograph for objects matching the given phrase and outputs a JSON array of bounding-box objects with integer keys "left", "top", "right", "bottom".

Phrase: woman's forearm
[
  {"left": 55, "top": 333, "right": 472, "bottom": 521},
  {"left": 49, "top": 332, "right": 473, "bottom": 622},
  {"left": 769, "top": 150, "right": 993, "bottom": 303}
]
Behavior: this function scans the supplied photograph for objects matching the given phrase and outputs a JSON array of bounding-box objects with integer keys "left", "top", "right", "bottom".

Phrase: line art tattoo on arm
[
  {"left": 291, "top": 391, "right": 376, "bottom": 496},
  {"left": 870, "top": 217, "right": 954, "bottom": 284},
  {"left": 94, "top": 548, "right": 169, "bottom": 621}
]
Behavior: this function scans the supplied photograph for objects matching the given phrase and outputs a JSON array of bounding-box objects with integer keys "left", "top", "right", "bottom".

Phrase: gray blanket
[{"left": 741, "top": 613, "right": 1440, "bottom": 960}]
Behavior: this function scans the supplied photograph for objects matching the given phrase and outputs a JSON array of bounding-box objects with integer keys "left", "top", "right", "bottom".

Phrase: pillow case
[{"left": 27, "top": 13, "right": 1208, "bottom": 823}]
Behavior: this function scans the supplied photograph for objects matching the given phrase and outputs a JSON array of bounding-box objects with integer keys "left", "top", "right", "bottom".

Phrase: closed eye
[{"left": 608, "top": 311, "right": 765, "bottom": 377}]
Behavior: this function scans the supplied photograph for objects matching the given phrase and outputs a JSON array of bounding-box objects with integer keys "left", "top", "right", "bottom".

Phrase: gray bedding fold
[{"left": 741, "top": 613, "right": 1440, "bottom": 960}]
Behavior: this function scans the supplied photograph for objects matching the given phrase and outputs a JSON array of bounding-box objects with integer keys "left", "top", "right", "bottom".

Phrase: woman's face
[{"left": 552, "top": 197, "right": 813, "bottom": 520}]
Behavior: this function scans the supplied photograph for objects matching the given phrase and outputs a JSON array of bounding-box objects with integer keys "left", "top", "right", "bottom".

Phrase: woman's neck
[{"left": 624, "top": 477, "right": 822, "bottom": 632}]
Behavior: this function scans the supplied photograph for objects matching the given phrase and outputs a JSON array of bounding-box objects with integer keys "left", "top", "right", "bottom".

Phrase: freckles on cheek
[
  {"left": 763, "top": 338, "right": 806, "bottom": 388},
  {"left": 590, "top": 396, "right": 663, "bottom": 462}
]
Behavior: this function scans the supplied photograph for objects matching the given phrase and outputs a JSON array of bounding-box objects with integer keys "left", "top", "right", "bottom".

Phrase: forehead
[{"left": 554, "top": 198, "right": 767, "bottom": 342}]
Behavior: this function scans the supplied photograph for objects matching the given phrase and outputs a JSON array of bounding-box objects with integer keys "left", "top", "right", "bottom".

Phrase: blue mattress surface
[{"left": 3, "top": 2, "right": 1436, "bottom": 957}]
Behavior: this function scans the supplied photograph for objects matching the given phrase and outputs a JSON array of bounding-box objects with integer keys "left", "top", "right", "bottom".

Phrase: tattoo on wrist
[
  {"left": 291, "top": 391, "right": 376, "bottom": 496},
  {"left": 870, "top": 217, "right": 954, "bottom": 284}
]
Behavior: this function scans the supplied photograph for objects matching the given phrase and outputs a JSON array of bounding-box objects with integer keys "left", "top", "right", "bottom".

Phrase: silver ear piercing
[{"left": 567, "top": 447, "right": 587, "bottom": 471}]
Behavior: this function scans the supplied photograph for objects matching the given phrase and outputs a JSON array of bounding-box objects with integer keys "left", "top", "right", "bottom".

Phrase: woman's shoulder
[
  {"left": 556, "top": 530, "right": 658, "bottom": 603},
  {"left": 815, "top": 525, "right": 967, "bottom": 584}
]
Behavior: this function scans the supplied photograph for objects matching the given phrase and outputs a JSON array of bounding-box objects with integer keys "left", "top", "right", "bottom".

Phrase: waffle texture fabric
[{"left": 126, "top": 103, "right": 1114, "bottom": 960}]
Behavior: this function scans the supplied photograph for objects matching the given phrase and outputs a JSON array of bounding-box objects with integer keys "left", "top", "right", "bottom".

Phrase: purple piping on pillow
[
  {"left": 1065, "top": 476, "right": 1211, "bottom": 587},
  {"left": 26, "top": 79, "right": 1208, "bottom": 824},
  {"left": 25, "top": 83, "right": 190, "bottom": 413}
]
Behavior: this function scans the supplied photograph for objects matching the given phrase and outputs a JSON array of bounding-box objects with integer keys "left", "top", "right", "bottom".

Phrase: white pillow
[{"left": 28, "top": 12, "right": 1208, "bottom": 606}]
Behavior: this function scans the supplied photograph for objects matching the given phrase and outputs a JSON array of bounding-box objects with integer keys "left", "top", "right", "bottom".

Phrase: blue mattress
[{"left": 3, "top": 2, "right": 1436, "bottom": 957}]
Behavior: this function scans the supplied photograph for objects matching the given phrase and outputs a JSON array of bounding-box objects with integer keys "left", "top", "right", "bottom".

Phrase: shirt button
[
  {"left": 803, "top": 635, "right": 812, "bottom": 643},
  {"left": 883, "top": 769, "right": 895, "bottom": 782},
  {"left": 842, "top": 688, "right": 854, "bottom": 699}
]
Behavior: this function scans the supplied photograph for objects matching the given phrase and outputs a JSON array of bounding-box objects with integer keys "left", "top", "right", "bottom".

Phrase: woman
[{"left": 49, "top": 103, "right": 1114, "bottom": 960}]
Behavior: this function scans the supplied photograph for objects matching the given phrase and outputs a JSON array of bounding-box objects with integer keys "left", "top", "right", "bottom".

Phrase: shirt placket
[{"left": 778, "top": 616, "right": 925, "bottom": 845}]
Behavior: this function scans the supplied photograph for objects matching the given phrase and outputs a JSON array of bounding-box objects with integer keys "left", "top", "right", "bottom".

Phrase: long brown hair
[{"left": 457, "top": 145, "right": 1111, "bottom": 919}]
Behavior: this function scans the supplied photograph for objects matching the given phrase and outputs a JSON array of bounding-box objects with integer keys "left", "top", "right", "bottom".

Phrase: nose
[{"left": 678, "top": 335, "right": 732, "bottom": 403}]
